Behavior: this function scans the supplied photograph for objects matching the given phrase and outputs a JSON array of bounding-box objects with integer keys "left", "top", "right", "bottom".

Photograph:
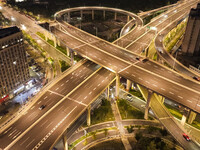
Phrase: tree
[{"left": 147, "top": 141, "right": 157, "bottom": 150}]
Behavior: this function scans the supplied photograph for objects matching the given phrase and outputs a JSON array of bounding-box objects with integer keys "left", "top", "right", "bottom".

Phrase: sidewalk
[{"left": 110, "top": 99, "right": 132, "bottom": 150}]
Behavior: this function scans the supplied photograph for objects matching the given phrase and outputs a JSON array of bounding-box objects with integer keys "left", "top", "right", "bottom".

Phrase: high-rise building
[
  {"left": 182, "top": 3, "right": 200, "bottom": 56},
  {"left": 0, "top": 26, "right": 29, "bottom": 100}
]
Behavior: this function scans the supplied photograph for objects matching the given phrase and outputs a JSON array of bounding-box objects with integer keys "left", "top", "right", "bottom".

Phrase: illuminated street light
[
  {"left": 11, "top": 16, "right": 16, "bottom": 21},
  {"left": 0, "top": 6, "right": 2, "bottom": 10},
  {"left": 21, "top": 24, "right": 27, "bottom": 30}
]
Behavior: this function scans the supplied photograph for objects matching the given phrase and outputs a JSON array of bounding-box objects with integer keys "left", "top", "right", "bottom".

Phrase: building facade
[
  {"left": 0, "top": 26, "right": 29, "bottom": 99},
  {"left": 182, "top": 3, "right": 200, "bottom": 56}
]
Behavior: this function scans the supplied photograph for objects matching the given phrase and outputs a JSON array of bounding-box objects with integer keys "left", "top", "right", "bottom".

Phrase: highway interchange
[{"left": 0, "top": 0, "right": 200, "bottom": 149}]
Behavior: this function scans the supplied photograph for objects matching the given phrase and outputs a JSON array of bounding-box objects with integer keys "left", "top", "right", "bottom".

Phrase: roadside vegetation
[
  {"left": 59, "top": 60, "right": 70, "bottom": 72},
  {"left": 91, "top": 99, "right": 114, "bottom": 125},
  {"left": 117, "top": 99, "right": 144, "bottom": 119},
  {"left": 129, "top": 89, "right": 145, "bottom": 101}
]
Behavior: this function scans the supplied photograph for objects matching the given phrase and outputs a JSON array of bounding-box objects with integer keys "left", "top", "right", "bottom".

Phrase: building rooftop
[{"left": 0, "top": 26, "right": 20, "bottom": 39}]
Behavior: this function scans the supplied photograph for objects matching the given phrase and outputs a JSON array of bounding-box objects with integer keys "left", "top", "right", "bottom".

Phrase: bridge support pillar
[
  {"left": 92, "top": 10, "right": 94, "bottom": 20},
  {"left": 67, "top": 12, "right": 71, "bottom": 22},
  {"left": 66, "top": 46, "right": 70, "bottom": 57},
  {"left": 126, "top": 79, "right": 132, "bottom": 91},
  {"left": 181, "top": 115, "right": 187, "bottom": 125},
  {"left": 115, "top": 74, "right": 120, "bottom": 99},
  {"left": 103, "top": 10, "right": 106, "bottom": 20},
  {"left": 70, "top": 50, "right": 74, "bottom": 65},
  {"left": 188, "top": 111, "right": 197, "bottom": 124},
  {"left": 127, "top": 15, "right": 130, "bottom": 22},
  {"left": 63, "top": 135, "right": 68, "bottom": 150},
  {"left": 114, "top": 12, "right": 117, "bottom": 20},
  {"left": 80, "top": 10, "right": 83, "bottom": 19},
  {"left": 87, "top": 105, "right": 91, "bottom": 126},
  {"left": 53, "top": 36, "right": 57, "bottom": 47},
  {"left": 144, "top": 90, "right": 153, "bottom": 120},
  {"left": 57, "top": 39, "right": 61, "bottom": 46},
  {"left": 107, "top": 85, "right": 110, "bottom": 100}
]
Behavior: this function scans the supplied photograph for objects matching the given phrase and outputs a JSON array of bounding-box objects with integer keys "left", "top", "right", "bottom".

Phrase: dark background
[{"left": 7, "top": 0, "right": 178, "bottom": 18}]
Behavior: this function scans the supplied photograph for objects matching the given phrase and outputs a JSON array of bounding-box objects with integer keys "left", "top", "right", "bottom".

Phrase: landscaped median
[
  {"left": 68, "top": 127, "right": 117, "bottom": 150},
  {"left": 91, "top": 99, "right": 115, "bottom": 125},
  {"left": 117, "top": 99, "right": 144, "bottom": 119}
]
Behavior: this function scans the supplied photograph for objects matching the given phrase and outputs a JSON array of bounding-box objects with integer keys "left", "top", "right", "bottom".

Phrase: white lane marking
[
  {"left": 20, "top": 137, "right": 30, "bottom": 146},
  {"left": 26, "top": 139, "right": 35, "bottom": 148},
  {"left": 98, "top": 84, "right": 100, "bottom": 86},
  {"left": 50, "top": 92, "right": 53, "bottom": 95},
  {"left": 139, "top": 77, "right": 142, "bottom": 80},
  {"left": 46, "top": 122, "right": 53, "bottom": 129},
  {"left": 70, "top": 76, "right": 73, "bottom": 79},
  {"left": 131, "top": 74, "right": 135, "bottom": 77},
  {"left": 161, "top": 88, "right": 165, "bottom": 91},
  {"left": 4, "top": 127, "right": 13, "bottom": 134},
  {"left": 187, "top": 100, "right": 192, "bottom": 103},
  {"left": 145, "top": 81, "right": 150, "bottom": 84},
  {"left": 89, "top": 92, "right": 92, "bottom": 95},
  {"left": 197, "top": 104, "right": 200, "bottom": 107},
  {"left": 66, "top": 80, "right": 69, "bottom": 83},
  {"left": 61, "top": 84, "right": 64, "bottom": 87},
  {"left": 84, "top": 96, "right": 87, "bottom": 100},
  {"left": 40, "top": 119, "right": 49, "bottom": 127},
  {"left": 102, "top": 80, "right": 105, "bottom": 83},
  {"left": 12, "top": 131, "right": 21, "bottom": 139},
  {"left": 44, "top": 96, "right": 47, "bottom": 100},
  {"left": 153, "top": 84, "right": 158, "bottom": 87},
  {"left": 38, "top": 101, "right": 41, "bottom": 104},
  {"left": 93, "top": 87, "right": 96, "bottom": 91},
  {"left": 178, "top": 96, "right": 183, "bottom": 99},
  {"left": 55, "top": 88, "right": 59, "bottom": 91},
  {"left": 169, "top": 92, "right": 174, "bottom": 95},
  {"left": 8, "top": 129, "right": 17, "bottom": 137},
  {"left": 31, "top": 106, "right": 35, "bottom": 110}
]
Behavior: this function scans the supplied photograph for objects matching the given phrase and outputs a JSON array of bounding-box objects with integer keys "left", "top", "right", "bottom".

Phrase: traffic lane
[
  {"left": 114, "top": 28, "right": 146, "bottom": 48},
  {"left": 49, "top": 61, "right": 99, "bottom": 95},
  {"left": 68, "top": 68, "right": 115, "bottom": 105},
  {"left": 136, "top": 61, "right": 200, "bottom": 92},
  {"left": 51, "top": 27, "right": 92, "bottom": 49},
  {"left": 121, "top": 120, "right": 160, "bottom": 127},
  {"left": 60, "top": 22, "right": 99, "bottom": 44},
  {"left": 68, "top": 121, "right": 117, "bottom": 144},
  {"left": 161, "top": 118, "right": 199, "bottom": 150},
  {"left": 0, "top": 91, "right": 63, "bottom": 149},
  {"left": 74, "top": 44, "right": 130, "bottom": 72},
  {"left": 150, "top": 95, "right": 171, "bottom": 118},
  {"left": 126, "top": 31, "right": 155, "bottom": 53},
  {"left": 10, "top": 98, "right": 85, "bottom": 150},
  {"left": 92, "top": 41, "right": 139, "bottom": 64},
  {"left": 120, "top": 66, "right": 200, "bottom": 113}
]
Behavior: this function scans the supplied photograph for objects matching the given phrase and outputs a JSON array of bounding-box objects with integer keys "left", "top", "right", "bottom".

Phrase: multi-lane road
[{"left": 0, "top": 0, "right": 200, "bottom": 149}]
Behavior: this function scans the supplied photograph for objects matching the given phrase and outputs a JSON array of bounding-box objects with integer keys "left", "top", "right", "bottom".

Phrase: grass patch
[
  {"left": 117, "top": 99, "right": 144, "bottom": 119},
  {"left": 88, "top": 139, "right": 125, "bottom": 150},
  {"left": 191, "top": 120, "right": 200, "bottom": 130},
  {"left": 36, "top": 32, "right": 45, "bottom": 40},
  {"left": 164, "top": 103, "right": 182, "bottom": 120},
  {"left": 91, "top": 99, "right": 115, "bottom": 125},
  {"left": 56, "top": 45, "right": 67, "bottom": 55},
  {"left": 129, "top": 89, "right": 145, "bottom": 101},
  {"left": 59, "top": 60, "right": 70, "bottom": 72},
  {"left": 47, "top": 39, "right": 54, "bottom": 47},
  {"left": 69, "top": 127, "right": 117, "bottom": 150}
]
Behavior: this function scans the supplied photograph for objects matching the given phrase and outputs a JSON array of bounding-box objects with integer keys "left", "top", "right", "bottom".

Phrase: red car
[{"left": 183, "top": 133, "right": 190, "bottom": 141}]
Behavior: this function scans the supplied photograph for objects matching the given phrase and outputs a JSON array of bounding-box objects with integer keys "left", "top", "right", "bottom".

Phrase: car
[
  {"left": 193, "top": 76, "right": 200, "bottom": 81},
  {"left": 39, "top": 105, "right": 46, "bottom": 110},
  {"left": 136, "top": 56, "right": 140, "bottom": 60},
  {"left": 183, "top": 133, "right": 190, "bottom": 141},
  {"left": 142, "top": 58, "right": 149, "bottom": 63}
]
